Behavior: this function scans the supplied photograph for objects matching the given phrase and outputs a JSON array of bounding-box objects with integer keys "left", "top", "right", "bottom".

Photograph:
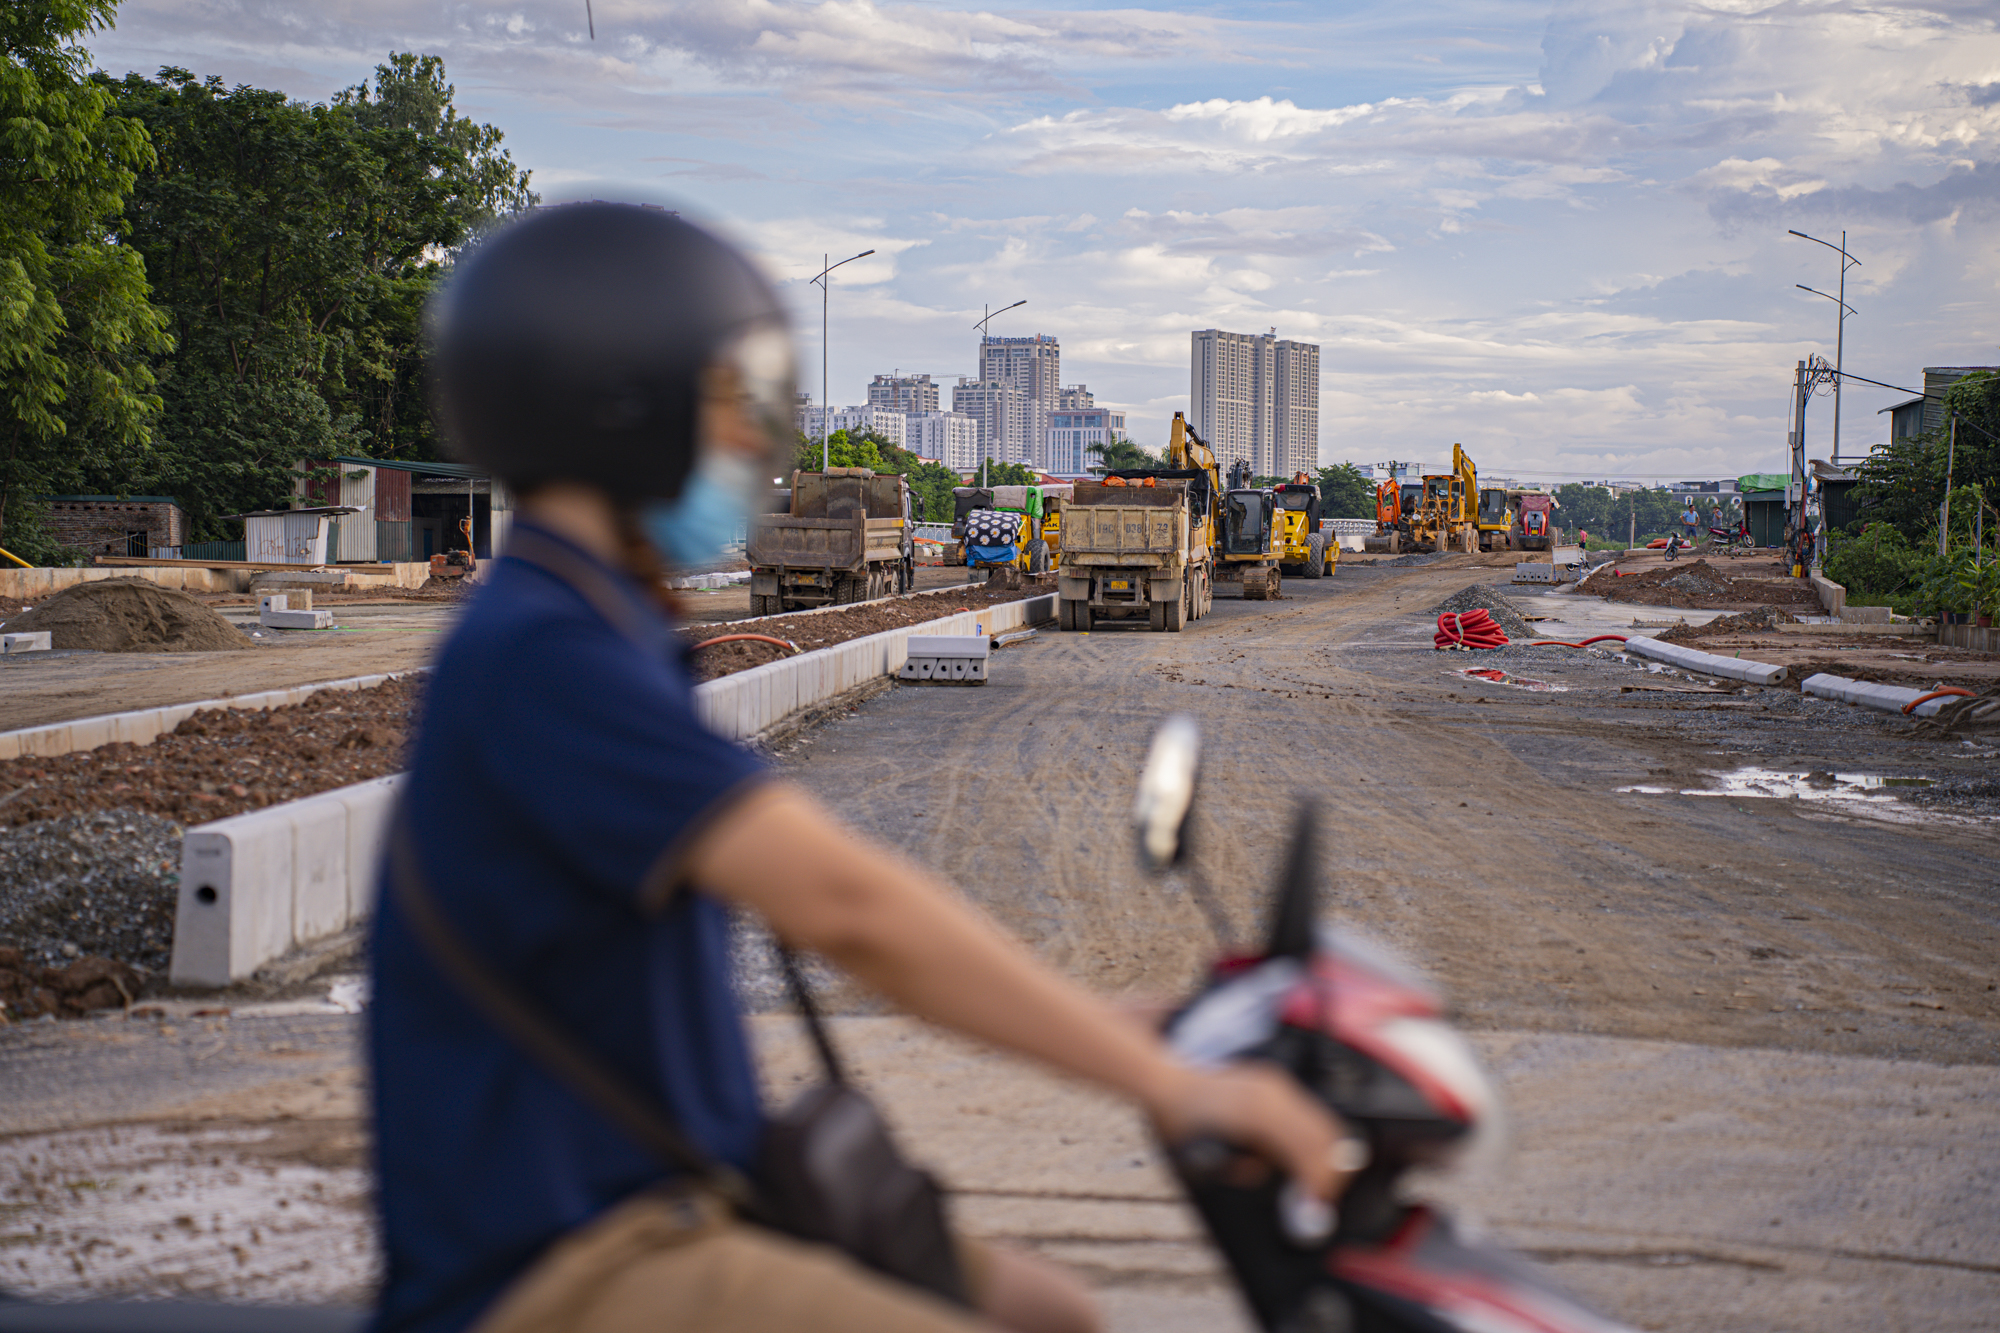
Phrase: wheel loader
[{"left": 1272, "top": 483, "right": 1337, "bottom": 579}]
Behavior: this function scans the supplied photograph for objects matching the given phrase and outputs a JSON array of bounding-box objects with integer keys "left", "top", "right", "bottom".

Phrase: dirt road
[{"left": 2, "top": 556, "right": 1993, "bottom": 1329}]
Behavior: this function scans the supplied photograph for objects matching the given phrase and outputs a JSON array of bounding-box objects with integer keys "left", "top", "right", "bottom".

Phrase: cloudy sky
[{"left": 88, "top": 0, "right": 2000, "bottom": 481}]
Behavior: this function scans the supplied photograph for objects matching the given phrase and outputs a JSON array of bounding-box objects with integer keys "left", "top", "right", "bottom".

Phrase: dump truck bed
[
  {"left": 747, "top": 514, "right": 904, "bottom": 571},
  {"left": 1060, "top": 481, "right": 1193, "bottom": 565}
]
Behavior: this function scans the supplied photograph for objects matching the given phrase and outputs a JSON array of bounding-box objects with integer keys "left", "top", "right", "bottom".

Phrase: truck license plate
[{"left": 1108, "top": 579, "right": 1130, "bottom": 590}]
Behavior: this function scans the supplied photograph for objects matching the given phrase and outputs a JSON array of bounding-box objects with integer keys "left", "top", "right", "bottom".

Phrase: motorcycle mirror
[
  {"left": 1133, "top": 714, "right": 1200, "bottom": 873},
  {"left": 1265, "top": 799, "right": 1320, "bottom": 959}
]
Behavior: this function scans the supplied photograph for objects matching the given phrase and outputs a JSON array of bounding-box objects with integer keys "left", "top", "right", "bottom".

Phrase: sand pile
[{"left": 2, "top": 579, "right": 250, "bottom": 653}]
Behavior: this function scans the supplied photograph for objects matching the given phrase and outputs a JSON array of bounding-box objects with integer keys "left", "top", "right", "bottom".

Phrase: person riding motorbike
[{"left": 369, "top": 203, "right": 1349, "bottom": 1333}]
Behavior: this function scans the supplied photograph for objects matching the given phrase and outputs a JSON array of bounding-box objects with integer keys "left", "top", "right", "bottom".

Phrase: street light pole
[
  {"left": 971, "top": 298, "right": 1026, "bottom": 488},
  {"left": 1788, "top": 229, "right": 1860, "bottom": 464},
  {"left": 810, "top": 249, "right": 875, "bottom": 471}
]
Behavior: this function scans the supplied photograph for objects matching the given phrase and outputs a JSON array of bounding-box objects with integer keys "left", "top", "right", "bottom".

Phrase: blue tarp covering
[{"left": 967, "top": 543, "right": 1018, "bottom": 566}]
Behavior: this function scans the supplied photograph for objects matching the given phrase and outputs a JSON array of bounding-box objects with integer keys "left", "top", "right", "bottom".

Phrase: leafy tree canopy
[
  {"left": 80, "top": 55, "right": 535, "bottom": 538},
  {"left": 1085, "top": 435, "right": 1156, "bottom": 472},
  {"left": 0, "top": 0, "right": 171, "bottom": 559},
  {"left": 1312, "top": 462, "right": 1375, "bottom": 518},
  {"left": 1853, "top": 372, "right": 2000, "bottom": 541},
  {"left": 791, "top": 429, "right": 964, "bottom": 522}
]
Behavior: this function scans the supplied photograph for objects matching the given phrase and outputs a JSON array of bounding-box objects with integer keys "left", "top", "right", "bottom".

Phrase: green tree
[
  {"left": 1313, "top": 462, "right": 1375, "bottom": 518},
  {"left": 1854, "top": 372, "right": 2000, "bottom": 542},
  {"left": 0, "top": 0, "right": 171, "bottom": 559},
  {"left": 981, "top": 461, "right": 1038, "bottom": 487},
  {"left": 94, "top": 57, "right": 534, "bottom": 536},
  {"left": 1085, "top": 435, "right": 1156, "bottom": 471}
]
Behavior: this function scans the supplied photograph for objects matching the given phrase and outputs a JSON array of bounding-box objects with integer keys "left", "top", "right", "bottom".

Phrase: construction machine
[
  {"left": 1408, "top": 444, "right": 1480, "bottom": 554},
  {"left": 1272, "top": 483, "right": 1337, "bottom": 579},
  {"left": 1512, "top": 491, "right": 1556, "bottom": 551},
  {"left": 1475, "top": 483, "right": 1514, "bottom": 552},
  {"left": 748, "top": 468, "right": 912, "bottom": 611},
  {"left": 1056, "top": 413, "right": 1220, "bottom": 632},
  {"left": 1202, "top": 434, "right": 1284, "bottom": 599},
  {"left": 952, "top": 484, "right": 1054, "bottom": 579}
]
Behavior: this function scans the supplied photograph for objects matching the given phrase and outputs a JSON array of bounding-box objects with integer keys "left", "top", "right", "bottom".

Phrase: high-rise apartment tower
[{"left": 1190, "top": 329, "right": 1319, "bottom": 478}]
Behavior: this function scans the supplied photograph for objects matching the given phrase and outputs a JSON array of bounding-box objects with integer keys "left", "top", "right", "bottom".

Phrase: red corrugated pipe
[
  {"left": 691, "top": 633, "right": 800, "bottom": 655},
  {"left": 1902, "top": 687, "right": 1976, "bottom": 715},
  {"left": 1436, "top": 609, "right": 1508, "bottom": 650}
]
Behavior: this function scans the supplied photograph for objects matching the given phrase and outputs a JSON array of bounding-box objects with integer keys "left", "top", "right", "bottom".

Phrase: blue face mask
[{"left": 640, "top": 451, "right": 765, "bottom": 570}]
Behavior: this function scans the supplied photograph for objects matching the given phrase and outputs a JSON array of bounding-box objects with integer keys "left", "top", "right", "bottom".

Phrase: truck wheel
[
  {"left": 1077, "top": 599, "right": 1093, "bottom": 631},
  {"left": 1164, "top": 585, "right": 1185, "bottom": 632},
  {"left": 750, "top": 593, "right": 771, "bottom": 617},
  {"left": 1150, "top": 599, "right": 1168, "bottom": 631},
  {"left": 1305, "top": 533, "right": 1327, "bottom": 578},
  {"left": 1058, "top": 598, "right": 1075, "bottom": 631},
  {"left": 1024, "top": 539, "right": 1050, "bottom": 574}
]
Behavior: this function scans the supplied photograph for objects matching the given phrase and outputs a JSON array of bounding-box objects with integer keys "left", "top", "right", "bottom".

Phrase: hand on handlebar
[{"left": 1149, "top": 1061, "right": 1357, "bottom": 1203}]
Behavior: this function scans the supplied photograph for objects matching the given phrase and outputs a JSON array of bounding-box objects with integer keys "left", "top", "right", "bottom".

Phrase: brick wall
[{"left": 41, "top": 499, "right": 187, "bottom": 556}]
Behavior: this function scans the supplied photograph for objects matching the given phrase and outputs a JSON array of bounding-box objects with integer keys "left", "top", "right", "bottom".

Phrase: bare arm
[{"left": 685, "top": 782, "right": 1346, "bottom": 1199}]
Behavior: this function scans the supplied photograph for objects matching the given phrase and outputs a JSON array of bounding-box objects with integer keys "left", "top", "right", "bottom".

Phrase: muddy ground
[{"left": 2, "top": 555, "right": 1995, "bottom": 1330}]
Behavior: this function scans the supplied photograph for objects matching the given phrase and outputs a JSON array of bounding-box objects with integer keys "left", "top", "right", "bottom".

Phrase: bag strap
[
  {"left": 388, "top": 815, "right": 755, "bottom": 1208},
  {"left": 495, "top": 522, "right": 853, "bottom": 1092}
]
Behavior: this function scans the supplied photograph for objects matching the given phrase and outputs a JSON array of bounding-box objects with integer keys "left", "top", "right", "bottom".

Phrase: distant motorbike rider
[{"left": 369, "top": 203, "right": 1347, "bottom": 1333}]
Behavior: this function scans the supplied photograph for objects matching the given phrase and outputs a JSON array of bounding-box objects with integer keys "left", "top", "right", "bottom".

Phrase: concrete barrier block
[
  {"left": 288, "top": 796, "right": 350, "bottom": 944},
  {"left": 1624, "top": 634, "right": 1787, "bottom": 686},
  {"left": 2, "top": 631, "right": 52, "bottom": 653},
  {"left": 261, "top": 607, "right": 333, "bottom": 630},
  {"left": 111, "top": 709, "right": 164, "bottom": 747},
  {"left": 173, "top": 810, "right": 295, "bottom": 986},
  {"left": 339, "top": 775, "right": 400, "bottom": 918},
  {"left": 19, "top": 725, "right": 71, "bottom": 759},
  {"left": 66, "top": 716, "right": 115, "bottom": 751}
]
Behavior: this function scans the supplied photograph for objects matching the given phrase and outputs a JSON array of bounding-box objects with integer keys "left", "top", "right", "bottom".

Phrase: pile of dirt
[
  {"left": 0, "top": 676, "right": 418, "bottom": 831},
  {"left": 682, "top": 582, "right": 1051, "bottom": 680},
  {"left": 1428, "top": 584, "right": 1534, "bottom": 642},
  {"left": 1656, "top": 605, "right": 1798, "bottom": 644},
  {"left": 0, "top": 946, "right": 143, "bottom": 1019},
  {"left": 1598, "top": 559, "right": 1820, "bottom": 610},
  {"left": 1, "top": 579, "right": 251, "bottom": 653}
]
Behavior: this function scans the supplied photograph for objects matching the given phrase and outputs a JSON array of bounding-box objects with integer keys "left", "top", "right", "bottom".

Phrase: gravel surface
[
  {"left": 0, "top": 810, "right": 184, "bottom": 975},
  {"left": 1429, "top": 583, "right": 1535, "bottom": 641}
]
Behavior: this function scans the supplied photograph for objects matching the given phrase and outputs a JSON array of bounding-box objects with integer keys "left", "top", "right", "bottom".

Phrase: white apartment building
[
  {"left": 1190, "top": 329, "right": 1320, "bottom": 478},
  {"left": 1047, "top": 406, "right": 1127, "bottom": 476},
  {"left": 975, "top": 334, "right": 1061, "bottom": 468},
  {"left": 905, "top": 411, "right": 980, "bottom": 472},
  {"left": 951, "top": 379, "right": 1028, "bottom": 466},
  {"left": 797, "top": 404, "right": 907, "bottom": 450},
  {"left": 866, "top": 372, "right": 940, "bottom": 415}
]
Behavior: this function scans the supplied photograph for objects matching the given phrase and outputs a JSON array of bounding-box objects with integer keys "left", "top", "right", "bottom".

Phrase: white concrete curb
[
  {"left": 670, "top": 570, "right": 752, "bottom": 590},
  {"left": 692, "top": 592, "right": 1055, "bottom": 740},
  {"left": 172, "top": 774, "right": 402, "bottom": 986},
  {"left": 1622, "top": 635, "right": 1788, "bottom": 686},
  {"left": 0, "top": 669, "right": 431, "bottom": 762},
  {"left": 1801, "top": 672, "right": 1949, "bottom": 718},
  {"left": 168, "top": 593, "right": 1057, "bottom": 983}
]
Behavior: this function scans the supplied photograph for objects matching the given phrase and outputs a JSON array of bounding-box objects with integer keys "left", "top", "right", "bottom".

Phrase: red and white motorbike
[{"left": 1134, "top": 716, "right": 1635, "bottom": 1333}]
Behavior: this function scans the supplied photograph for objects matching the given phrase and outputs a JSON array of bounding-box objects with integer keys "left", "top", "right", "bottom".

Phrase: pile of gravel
[
  {"left": 0, "top": 810, "right": 183, "bottom": 975},
  {"left": 1383, "top": 552, "right": 1446, "bottom": 568},
  {"left": 1428, "top": 584, "right": 1535, "bottom": 642}
]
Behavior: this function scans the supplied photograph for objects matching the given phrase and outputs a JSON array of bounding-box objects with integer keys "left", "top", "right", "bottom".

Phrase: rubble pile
[
  {"left": 1657, "top": 606, "right": 1798, "bottom": 644},
  {"left": 1428, "top": 585, "right": 1534, "bottom": 642},
  {"left": 0, "top": 810, "right": 185, "bottom": 979}
]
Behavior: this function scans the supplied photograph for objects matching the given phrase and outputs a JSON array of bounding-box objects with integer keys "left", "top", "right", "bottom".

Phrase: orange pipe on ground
[
  {"left": 1902, "top": 687, "right": 1976, "bottom": 715},
  {"left": 691, "top": 633, "right": 799, "bottom": 655}
]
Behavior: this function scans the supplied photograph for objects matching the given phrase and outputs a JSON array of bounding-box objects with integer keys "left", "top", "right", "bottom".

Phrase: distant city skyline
[{"left": 109, "top": 1, "right": 1997, "bottom": 480}]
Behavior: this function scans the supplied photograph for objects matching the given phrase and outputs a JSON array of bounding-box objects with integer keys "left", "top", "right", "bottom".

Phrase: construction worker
[{"left": 371, "top": 204, "right": 1347, "bottom": 1333}]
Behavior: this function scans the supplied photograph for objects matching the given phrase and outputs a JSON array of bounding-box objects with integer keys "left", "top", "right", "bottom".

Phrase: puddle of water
[
  {"left": 1454, "top": 667, "right": 1567, "bottom": 692},
  {"left": 1617, "top": 767, "right": 1933, "bottom": 802}
]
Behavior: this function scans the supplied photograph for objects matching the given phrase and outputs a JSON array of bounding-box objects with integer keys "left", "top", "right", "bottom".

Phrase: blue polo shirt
[{"left": 368, "top": 521, "right": 767, "bottom": 1333}]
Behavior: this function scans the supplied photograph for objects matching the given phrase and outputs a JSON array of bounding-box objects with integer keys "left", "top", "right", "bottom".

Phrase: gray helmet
[{"left": 431, "top": 203, "right": 793, "bottom": 500}]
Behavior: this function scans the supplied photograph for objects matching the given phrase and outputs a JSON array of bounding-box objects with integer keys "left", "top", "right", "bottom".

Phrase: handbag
[{"left": 387, "top": 820, "right": 969, "bottom": 1308}]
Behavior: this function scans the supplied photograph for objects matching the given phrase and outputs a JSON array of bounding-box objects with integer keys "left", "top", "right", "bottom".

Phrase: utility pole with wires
[{"left": 1788, "top": 229, "right": 1860, "bottom": 464}]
